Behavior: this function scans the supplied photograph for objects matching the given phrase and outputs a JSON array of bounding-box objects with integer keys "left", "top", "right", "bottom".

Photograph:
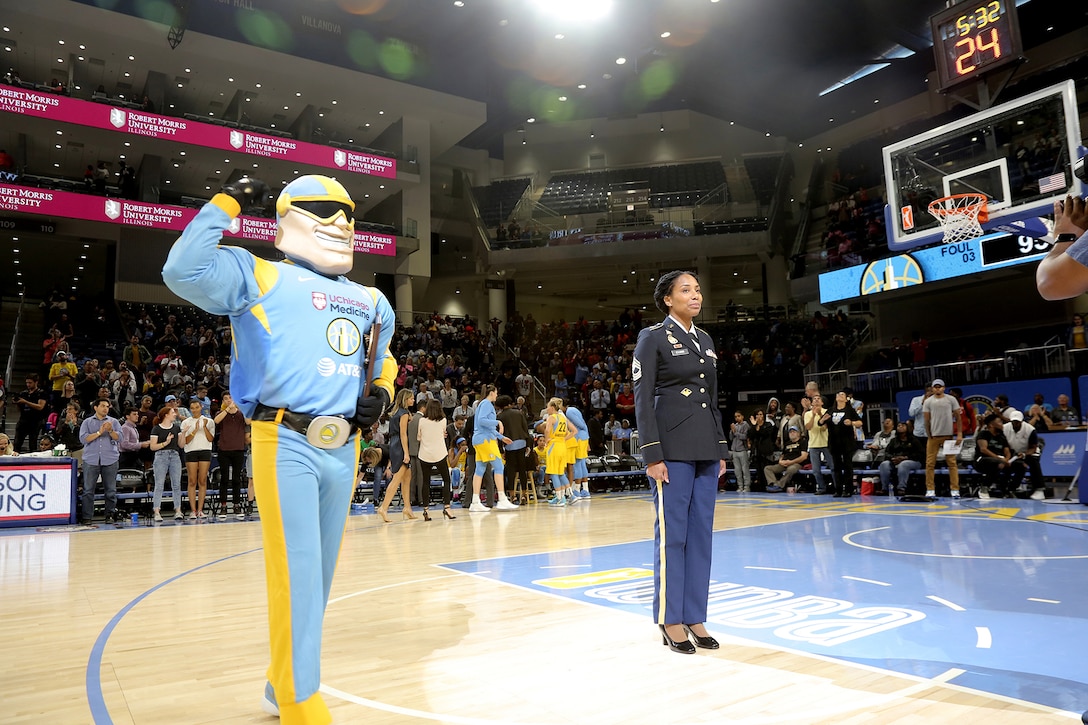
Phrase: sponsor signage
[
  {"left": 0, "top": 87, "right": 396, "bottom": 179},
  {"left": 0, "top": 459, "right": 78, "bottom": 528},
  {"left": 0, "top": 184, "right": 395, "bottom": 256}
]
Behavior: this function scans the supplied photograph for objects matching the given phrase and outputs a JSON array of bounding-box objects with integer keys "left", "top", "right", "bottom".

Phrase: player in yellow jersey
[{"left": 544, "top": 397, "right": 573, "bottom": 506}]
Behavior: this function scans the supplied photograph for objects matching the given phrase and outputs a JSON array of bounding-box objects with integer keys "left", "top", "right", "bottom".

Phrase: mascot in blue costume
[{"left": 164, "top": 175, "right": 396, "bottom": 724}]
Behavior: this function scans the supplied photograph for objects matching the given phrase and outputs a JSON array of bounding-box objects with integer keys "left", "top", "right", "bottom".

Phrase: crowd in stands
[{"left": 822, "top": 187, "right": 887, "bottom": 270}]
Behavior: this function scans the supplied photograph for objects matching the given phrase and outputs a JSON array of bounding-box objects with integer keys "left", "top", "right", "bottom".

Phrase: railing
[
  {"left": 1004, "top": 343, "right": 1069, "bottom": 378},
  {"left": 808, "top": 369, "right": 850, "bottom": 395},
  {"left": 846, "top": 358, "right": 1006, "bottom": 394}
]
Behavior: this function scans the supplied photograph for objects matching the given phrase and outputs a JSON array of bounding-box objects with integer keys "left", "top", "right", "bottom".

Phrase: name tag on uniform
[{"left": 670, "top": 348, "right": 690, "bottom": 356}]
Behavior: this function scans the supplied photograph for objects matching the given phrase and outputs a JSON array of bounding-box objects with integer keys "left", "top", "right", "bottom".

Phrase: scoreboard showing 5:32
[{"left": 930, "top": 0, "right": 1023, "bottom": 90}]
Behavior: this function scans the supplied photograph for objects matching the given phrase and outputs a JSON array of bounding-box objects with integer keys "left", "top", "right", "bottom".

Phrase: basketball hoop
[{"left": 928, "top": 193, "right": 989, "bottom": 244}]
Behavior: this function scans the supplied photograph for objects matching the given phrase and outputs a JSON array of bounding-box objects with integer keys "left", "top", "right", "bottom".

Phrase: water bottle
[{"left": 130, "top": 512, "right": 140, "bottom": 526}]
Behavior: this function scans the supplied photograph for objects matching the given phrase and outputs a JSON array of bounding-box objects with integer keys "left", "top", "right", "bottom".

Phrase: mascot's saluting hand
[{"left": 164, "top": 174, "right": 397, "bottom": 725}]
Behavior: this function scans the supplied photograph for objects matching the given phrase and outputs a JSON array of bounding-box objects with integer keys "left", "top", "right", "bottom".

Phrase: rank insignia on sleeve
[{"left": 632, "top": 356, "right": 642, "bottom": 381}]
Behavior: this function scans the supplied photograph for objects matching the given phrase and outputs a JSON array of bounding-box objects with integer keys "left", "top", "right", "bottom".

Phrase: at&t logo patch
[{"left": 317, "top": 357, "right": 336, "bottom": 377}]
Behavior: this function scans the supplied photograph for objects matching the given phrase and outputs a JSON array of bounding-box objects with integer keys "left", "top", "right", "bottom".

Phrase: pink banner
[
  {"left": 0, "top": 184, "right": 395, "bottom": 256},
  {"left": 0, "top": 87, "right": 396, "bottom": 179}
]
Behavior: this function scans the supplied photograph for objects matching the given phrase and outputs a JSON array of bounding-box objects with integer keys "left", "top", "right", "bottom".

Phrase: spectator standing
[
  {"left": 803, "top": 394, "right": 832, "bottom": 494},
  {"left": 417, "top": 399, "right": 455, "bottom": 519},
  {"left": 922, "top": 379, "right": 962, "bottom": 499},
  {"left": 48, "top": 352, "right": 78, "bottom": 408},
  {"left": 439, "top": 379, "right": 458, "bottom": 420},
  {"left": 181, "top": 400, "right": 215, "bottom": 519},
  {"left": 908, "top": 384, "right": 932, "bottom": 447},
  {"left": 149, "top": 406, "right": 184, "bottom": 522},
  {"left": 748, "top": 410, "right": 778, "bottom": 491},
  {"left": 79, "top": 399, "right": 122, "bottom": 523},
  {"left": 820, "top": 391, "right": 862, "bottom": 497},
  {"left": 729, "top": 411, "right": 751, "bottom": 492},
  {"left": 214, "top": 392, "right": 248, "bottom": 518},
  {"left": 13, "top": 374, "right": 49, "bottom": 453}
]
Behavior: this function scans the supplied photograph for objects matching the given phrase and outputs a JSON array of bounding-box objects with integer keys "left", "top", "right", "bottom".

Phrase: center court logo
[
  {"left": 333, "top": 149, "right": 346, "bottom": 167},
  {"left": 110, "top": 108, "right": 126, "bottom": 128},
  {"left": 229, "top": 130, "right": 244, "bottom": 149},
  {"left": 104, "top": 199, "right": 122, "bottom": 220}
]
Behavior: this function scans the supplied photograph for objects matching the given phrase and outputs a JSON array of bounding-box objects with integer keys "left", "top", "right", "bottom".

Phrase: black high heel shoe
[
  {"left": 682, "top": 624, "right": 719, "bottom": 650},
  {"left": 659, "top": 624, "right": 696, "bottom": 654},
  {"left": 422, "top": 508, "right": 431, "bottom": 522},
  {"left": 443, "top": 507, "right": 456, "bottom": 520}
]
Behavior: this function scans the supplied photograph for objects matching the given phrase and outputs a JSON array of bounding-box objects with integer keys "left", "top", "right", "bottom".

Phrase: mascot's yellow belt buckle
[{"left": 306, "top": 416, "right": 351, "bottom": 450}]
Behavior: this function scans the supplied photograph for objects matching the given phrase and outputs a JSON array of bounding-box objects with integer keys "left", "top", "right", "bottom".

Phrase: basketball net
[{"left": 928, "top": 193, "right": 989, "bottom": 244}]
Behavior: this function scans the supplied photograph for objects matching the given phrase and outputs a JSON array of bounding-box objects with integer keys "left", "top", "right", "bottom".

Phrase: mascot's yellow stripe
[
  {"left": 251, "top": 420, "right": 296, "bottom": 705},
  {"left": 656, "top": 478, "right": 667, "bottom": 625}
]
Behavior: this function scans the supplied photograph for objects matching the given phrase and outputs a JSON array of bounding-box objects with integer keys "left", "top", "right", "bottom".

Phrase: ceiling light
[
  {"left": 577, "top": 83, "right": 587, "bottom": 89},
  {"left": 165, "top": 180, "right": 171, "bottom": 184},
  {"left": 180, "top": 151, "right": 186, "bottom": 156},
  {"left": 660, "top": 31, "right": 671, "bottom": 38},
  {"left": 331, "top": 99, "right": 337, "bottom": 104},
  {"left": 765, "top": 132, "right": 770, "bottom": 137},
  {"left": 522, "top": 139, "right": 526, "bottom": 145},
  {"left": 455, "top": 288, "right": 461, "bottom": 294},
  {"left": 256, "top": 83, "right": 262, "bottom": 88},
  {"left": 119, "top": 154, "right": 125, "bottom": 159},
  {"left": 615, "top": 57, "right": 626, "bottom": 65},
  {"left": 178, "top": 83, "right": 183, "bottom": 87},
  {"left": 55, "top": 144, "right": 61, "bottom": 149},
  {"left": 184, "top": 67, "right": 191, "bottom": 72},
  {"left": 228, "top": 77, "right": 234, "bottom": 82},
  {"left": 454, "top": 0, "right": 464, "bottom": 5},
  {"left": 364, "top": 122, "right": 370, "bottom": 127},
  {"left": 622, "top": 278, "right": 628, "bottom": 283},
  {"left": 873, "top": 98, "right": 880, "bottom": 103},
  {"left": 58, "top": 40, "right": 65, "bottom": 45},
  {"left": 379, "top": 184, "right": 385, "bottom": 189},
  {"left": 555, "top": 34, "right": 564, "bottom": 39},
  {"left": 527, "top": 117, "right": 535, "bottom": 123},
  {"left": 53, "top": 163, "right": 60, "bottom": 168},
  {"left": 124, "top": 72, "right": 130, "bottom": 77},
  {"left": 124, "top": 141, "right": 130, "bottom": 146},
  {"left": 537, "top": 283, "right": 542, "bottom": 289},
  {"left": 589, "top": 132, "right": 595, "bottom": 138},
  {"left": 379, "top": 110, "right": 385, "bottom": 115},
  {"left": 558, "top": 95, "right": 567, "bottom": 101},
  {"left": 602, "top": 73, "right": 612, "bottom": 80},
  {"left": 128, "top": 55, "right": 134, "bottom": 60},
  {"left": 206, "top": 186, "right": 211, "bottom": 190},
  {"left": 3, "top": 27, "right": 10, "bottom": 32},
  {"left": 253, "top": 163, "right": 258, "bottom": 168},
  {"left": 283, "top": 105, "right": 289, "bottom": 110},
  {"left": 56, "top": 58, "right": 63, "bottom": 63},
  {"left": 77, "top": 56, "right": 84, "bottom": 61},
  {"left": 245, "top": 97, "right": 251, "bottom": 102},
  {"left": 56, "top": 130, "right": 63, "bottom": 135},
  {"left": 660, "top": 125, "right": 665, "bottom": 132}
]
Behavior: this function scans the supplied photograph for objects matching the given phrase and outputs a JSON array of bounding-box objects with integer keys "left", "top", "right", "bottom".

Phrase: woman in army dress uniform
[{"left": 633, "top": 271, "right": 728, "bottom": 654}]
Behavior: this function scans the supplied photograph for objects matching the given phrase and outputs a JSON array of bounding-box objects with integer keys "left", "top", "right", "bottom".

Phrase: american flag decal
[{"left": 1038, "top": 172, "right": 1066, "bottom": 194}]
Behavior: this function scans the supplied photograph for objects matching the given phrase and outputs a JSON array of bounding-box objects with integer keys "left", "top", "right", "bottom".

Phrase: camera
[{"left": 1074, "top": 154, "right": 1087, "bottom": 185}]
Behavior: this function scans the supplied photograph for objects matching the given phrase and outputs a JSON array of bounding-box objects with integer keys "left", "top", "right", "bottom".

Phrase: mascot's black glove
[
  {"left": 353, "top": 387, "right": 390, "bottom": 430},
  {"left": 220, "top": 176, "right": 271, "bottom": 213}
]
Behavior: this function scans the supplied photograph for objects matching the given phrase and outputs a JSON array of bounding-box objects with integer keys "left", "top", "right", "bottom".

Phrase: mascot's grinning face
[
  {"left": 275, "top": 207, "right": 354, "bottom": 276},
  {"left": 273, "top": 174, "right": 356, "bottom": 277}
]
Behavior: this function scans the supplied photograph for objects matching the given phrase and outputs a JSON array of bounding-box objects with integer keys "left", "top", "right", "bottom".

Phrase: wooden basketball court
[{"left": 1, "top": 492, "right": 1084, "bottom": 723}]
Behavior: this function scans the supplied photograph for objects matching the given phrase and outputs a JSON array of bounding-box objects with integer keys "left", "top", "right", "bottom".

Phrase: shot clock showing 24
[{"left": 930, "top": 0, "right": 1023, "bottom": 90}]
